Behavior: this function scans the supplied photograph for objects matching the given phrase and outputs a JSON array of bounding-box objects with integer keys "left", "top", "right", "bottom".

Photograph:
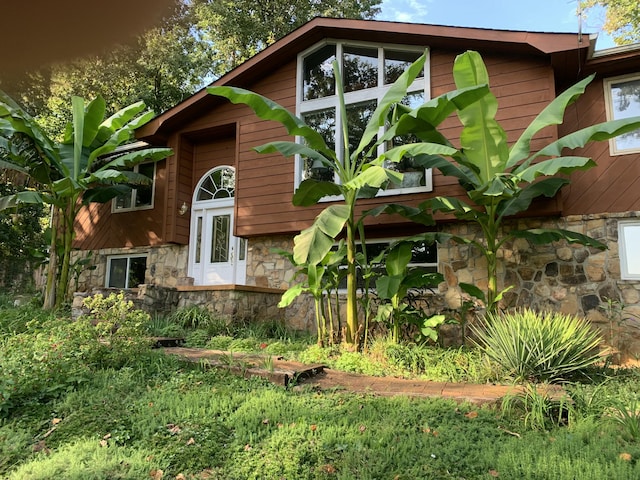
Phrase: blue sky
[{"left": 378, "top": 0, "right": 616, "bottom": 50}]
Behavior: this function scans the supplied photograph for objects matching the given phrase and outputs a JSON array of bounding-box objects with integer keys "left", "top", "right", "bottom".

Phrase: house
[{"left": 72, "top": 18, "right": 640, "bottom": 354}]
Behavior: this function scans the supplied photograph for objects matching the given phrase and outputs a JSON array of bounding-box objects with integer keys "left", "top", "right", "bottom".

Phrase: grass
[
  {"left": 3, "top": 302, "right": 640, "bottom": 478},
  {"left": 3, "top": 355, "right": 640, "bottom": 479}
]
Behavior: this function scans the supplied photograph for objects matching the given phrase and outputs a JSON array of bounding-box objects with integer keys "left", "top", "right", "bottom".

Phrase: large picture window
[
  {"left": 112, "top": 163, "right": 156, "bottom": 211},
  {"left": 604, "top": 74, "right": 640, "bottom": 155},
  {"left": 106, "top": 254, "right": 147, "bottom": 289},
  {"left": 297, "top": 41, "right": 431, "bottom": 194}
]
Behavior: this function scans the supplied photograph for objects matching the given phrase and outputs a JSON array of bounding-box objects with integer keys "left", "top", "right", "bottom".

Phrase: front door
[{"left": 188, "top": 167, "right": 247, "bottom": 285}]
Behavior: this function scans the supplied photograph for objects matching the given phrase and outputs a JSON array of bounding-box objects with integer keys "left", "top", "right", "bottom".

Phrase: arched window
[{"left": 195, "top": 166, "right": 235, "bottom": 201}]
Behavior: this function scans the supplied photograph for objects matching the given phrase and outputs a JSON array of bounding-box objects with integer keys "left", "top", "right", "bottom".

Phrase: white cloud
[{"left": 380, "top": 0, "right": 431, "bottom": 23}]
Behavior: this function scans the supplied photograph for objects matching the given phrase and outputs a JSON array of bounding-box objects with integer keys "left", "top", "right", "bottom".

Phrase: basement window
[{"left": 106, "top": 254, "right": 147, "bottom": 288}]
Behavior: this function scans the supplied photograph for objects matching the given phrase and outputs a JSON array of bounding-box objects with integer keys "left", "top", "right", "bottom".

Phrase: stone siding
[{"left": 71, "top": 212, "right": 640, "bottom": 356}]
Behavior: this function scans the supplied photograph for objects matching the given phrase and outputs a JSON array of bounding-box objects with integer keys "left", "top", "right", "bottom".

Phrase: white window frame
[
  {"left": 619, "top": 220, "right": 640, "bottom": 280},
  {"left": 604, "top": 73, "right": 640, "bottom": 155},
  {"left": 105, "top": 253, "right": 148, "bottom": 289},
  {"left": 295, "top": 40, "right": 432, "bottom": 199},
  {"left": 111, "top": 163, "right": 156, "bottom": 213}
]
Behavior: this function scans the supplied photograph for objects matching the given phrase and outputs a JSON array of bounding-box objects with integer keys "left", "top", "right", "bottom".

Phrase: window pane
[
  {"left": 610, "top": 79, "right": 640, "bottom": 151},
  {"left": 303, "top": 44, "right": 336, "bottom": 100},
  {"left": 302, "top": 109, "right": 336, "bottom": 182},
  {"left": 197, "top": 177, "right": 215, "bottom": 201},
  {"left": 114, "top": 192, "right": 132, "bottom": 210},
  {"left": 195, "top": 216, "right": 203, "bottom": 263},
  {"left": 343, "top": 46, "right": 378, "bottom": 93},
  {"left": 410, "top": 241, "right": 438, "bottom": 264},
  {"left": 135, "top": 164, "right": 154, "bottom": 207},
  {"left": 108, "top": 258, "right": 127, "bottom": 288},
  {"left": 385, "top": 50, "right": 423, "bottom": 84},
  {"left": 211, "top": 215, "right": 230, "bottom": 263},
  {"left": 346, "top": 101, "right": 377, "bottom": 166},
  {"left": 239, "top": 238, "right": 247, "bottom": 261},
  {"left": 128, "top": 257, "right": 147, "bottom": 288}
]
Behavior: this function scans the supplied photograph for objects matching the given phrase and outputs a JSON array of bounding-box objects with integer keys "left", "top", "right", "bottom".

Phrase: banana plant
[
  {"left": 208, "top": 53, "right": 489, "bottom": 347},
  {"left": 373, "top": 50, "right": 640, "bottom": 310},
  {"left": 374, "top": 239, "right": 443, "bottom": 343},
  {"left": 0, "top": 92, "right": 173, "bottom": 308}
]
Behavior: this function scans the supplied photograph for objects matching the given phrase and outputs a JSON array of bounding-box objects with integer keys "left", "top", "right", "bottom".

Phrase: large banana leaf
[
  {"left": 497, "top": 177, "right": 569, "bottom": 218},
  {"left": 101, "top": 147, "right": 173, "bottom": 169},
  {"left": 293, "top": 205, "right": 350, "bottom": 265},
  {"left": 510, "top": 228, "right": 606, "bottom": 249},
  {"left": 207, "top": 86, "right": 330, "bottom": 154},
  {"left": 354, "top": 52, "right": 427, "bottom": 159},
  {"left": 292, "top": 179, "right": 342, "bottom": 206},
  {"left": 535, "top": 117, "right": 640, "bottom": 158},
  {"left": 508, "top": 75, "right": 593, "bottom": 167},
  {"left": 516, "top": 156, "right": 596, "bottom": 183},
  {"left": 0, "top": 191, "right": 43, "bottom": 211},
  {"left": 96, "top": 101, "right": 146, "bottom": 144},
  {"left": 453, "top": 51, "right": 509, "bottom": 184},
  {"left": 255, "top": 141, "right": 336, "bottom": 165}
]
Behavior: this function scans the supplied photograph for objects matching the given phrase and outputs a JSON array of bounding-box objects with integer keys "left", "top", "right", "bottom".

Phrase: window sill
[{"left": 111, "top": 205, "right": 154, "bottom": 214}]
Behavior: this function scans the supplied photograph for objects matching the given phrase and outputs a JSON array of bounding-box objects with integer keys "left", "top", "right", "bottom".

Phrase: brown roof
[{"left": 137, "top": 17, "right": 595, "bottom": 143}]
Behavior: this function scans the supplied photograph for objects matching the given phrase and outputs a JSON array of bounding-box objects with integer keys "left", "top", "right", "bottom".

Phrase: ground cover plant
[{"left": 3, "top": 301, "right": 640, "bottom": 479}]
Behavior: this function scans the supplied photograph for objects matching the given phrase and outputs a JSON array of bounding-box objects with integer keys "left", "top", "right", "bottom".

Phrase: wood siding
[
  {"left": 561, "top": 78, "right": 640, "bottom": 215},
  {"left": 74, "top": 160, "right": 168, "bottom": 249}
]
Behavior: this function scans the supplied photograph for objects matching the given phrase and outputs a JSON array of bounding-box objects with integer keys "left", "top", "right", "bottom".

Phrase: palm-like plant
[
  {"left": 375, "top": 51, "right": 640, "bottom": 310},
  {"left": 0, "top": 92, "right": 172, "bottom": 307},
  {"left": 208, "top": 54, "right": 488, "bottom": 347}
]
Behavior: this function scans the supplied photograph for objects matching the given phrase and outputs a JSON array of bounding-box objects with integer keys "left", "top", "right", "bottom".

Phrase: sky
[{"left": 378, "top": 0, "right": 617, "bottom": 50}]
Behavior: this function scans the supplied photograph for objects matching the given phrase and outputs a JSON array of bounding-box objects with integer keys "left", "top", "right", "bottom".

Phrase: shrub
[
  {"left": 473, "top": 309, "right": 603, "bottom": 383},
  {"left": 167, "top": 306, "right": 228, "bottom": 335}
]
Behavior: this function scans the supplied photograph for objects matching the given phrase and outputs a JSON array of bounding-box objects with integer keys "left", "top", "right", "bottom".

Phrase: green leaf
[
  {"left": 343, "top": 165, "right": 391, "bottom": 191},
  {"left": 354, "top": 51, "right": 427, "bottom": 159},
  {"left": 453, "top": 51, "right": 509, "bottom": 184},
  {"left": 96, "top": 101, "right": 146, "bottom": 143},
  {"left": 72, "top": 96, "right": 85, "bottom": 179},
  {"left": 81, "top": 96, "right": 107, "bottom": 147},
  {"left": 292, "top": 179, "right": 342, "bottom": 206},
  {"left": 508, "top": 75, "right": 593, "bottom": 167},
  {"left": 510, "top": 228, "right": 606, "bottom": 250},
  {"left": 82, "top": 185, "right": 130, "bottom": 204},
  {"left": 255, "top": 141, "right": 336, "bottom": 164},
  {"left": 207, "top": 86, "right": 328, "bottom": 152},
  {"left": 381, "top": 142, "right": 458, "bottom": 164},
  {"left": 100, "top": 148, "right": 173, "bottom": 170},
  {"left": 459, "top": 282, "right": 486, "bottom": 302},
  {"left": 278, "top": 283, "right": 306, "bottom": 308},
  {"left": 0, "top": 191, "right": 43, "bottom": 211},
  {"left": 365, "top": 203, "right": 435, "bottom": 226},
  {"left": 517, "top": 156, "right": 596, "bottom": 183},
  {"left": 293, "top": 205, "right": 349, "bottom": 265},
  {"left": 385, "top": 242, "right": 413, "bottom": 276},
  {"left": 376, "top": 275, "right": 404, "bottom": 300},
  {"left": 535, "top": 117, "right": 640, "bottom": 158},
  {"left": 498, "top": 177, "right": 568, "bottom": 218}
]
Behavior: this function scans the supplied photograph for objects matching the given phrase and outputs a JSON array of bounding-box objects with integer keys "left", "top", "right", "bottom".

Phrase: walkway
[{"left": 162, "top": 345, "right": 546, "bottom": 405}]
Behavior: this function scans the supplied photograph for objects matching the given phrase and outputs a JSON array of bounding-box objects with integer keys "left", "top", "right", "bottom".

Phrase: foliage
[
  {"left": 373, "top": 239, "right": 444, "bottom": 343},
  {"left": 209, "top": 53, "right": 485, "bottom": 347},
  {"left": 501, "top": 383, "right": 572, "bottom": 431},
  {"left": 582, "top": 0, "right": 640, "bottom": 45},
  {"left": 473, "top": 309, "right": 604, "bottom": 383},
  {"left": 0, "top": 181, "right": 46, "bottom": 293},
  {"left": 192, "top": 0, "right": 382, "bottom": 78},
  {"left": 0, "top": 92, "right": 173, "bottom": 307},
  {"left": 373, "top": 50, "right": 640, "bottom": 310},
  {"left": 167, "top": 305, "right": 229, "bottom": 334},
  {"left": 82, "top": 292, "right": 152, "bottom": 366}
]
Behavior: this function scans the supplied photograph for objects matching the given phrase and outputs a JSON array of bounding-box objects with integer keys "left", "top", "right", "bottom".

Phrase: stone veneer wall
[
  {"left": 438, "top": 212, "right": 640, "bottom": 358},
  {"left": 71, "top": 212, "right": 640, "bottom": 356}
]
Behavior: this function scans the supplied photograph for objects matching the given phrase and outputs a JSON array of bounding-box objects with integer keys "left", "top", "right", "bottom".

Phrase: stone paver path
[{"left": 163, "top": 346, "right": 558, "bottom": 405}]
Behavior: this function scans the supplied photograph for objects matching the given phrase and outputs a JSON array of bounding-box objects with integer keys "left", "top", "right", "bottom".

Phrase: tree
[
  {"left": 192, "top": 0, "right": 382, "bottom": 77},
  {"left": 0, "top": 92, "right": 173, "bottom": 308},
  {"left": 208, "top": 55, "right": 486, "bottom": 347},
  {"left": 373, "top": 50, "right": 640, "bottom": 310},
  {"left": 582, "top": 0, "right": 640, "bottom": 44}
]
